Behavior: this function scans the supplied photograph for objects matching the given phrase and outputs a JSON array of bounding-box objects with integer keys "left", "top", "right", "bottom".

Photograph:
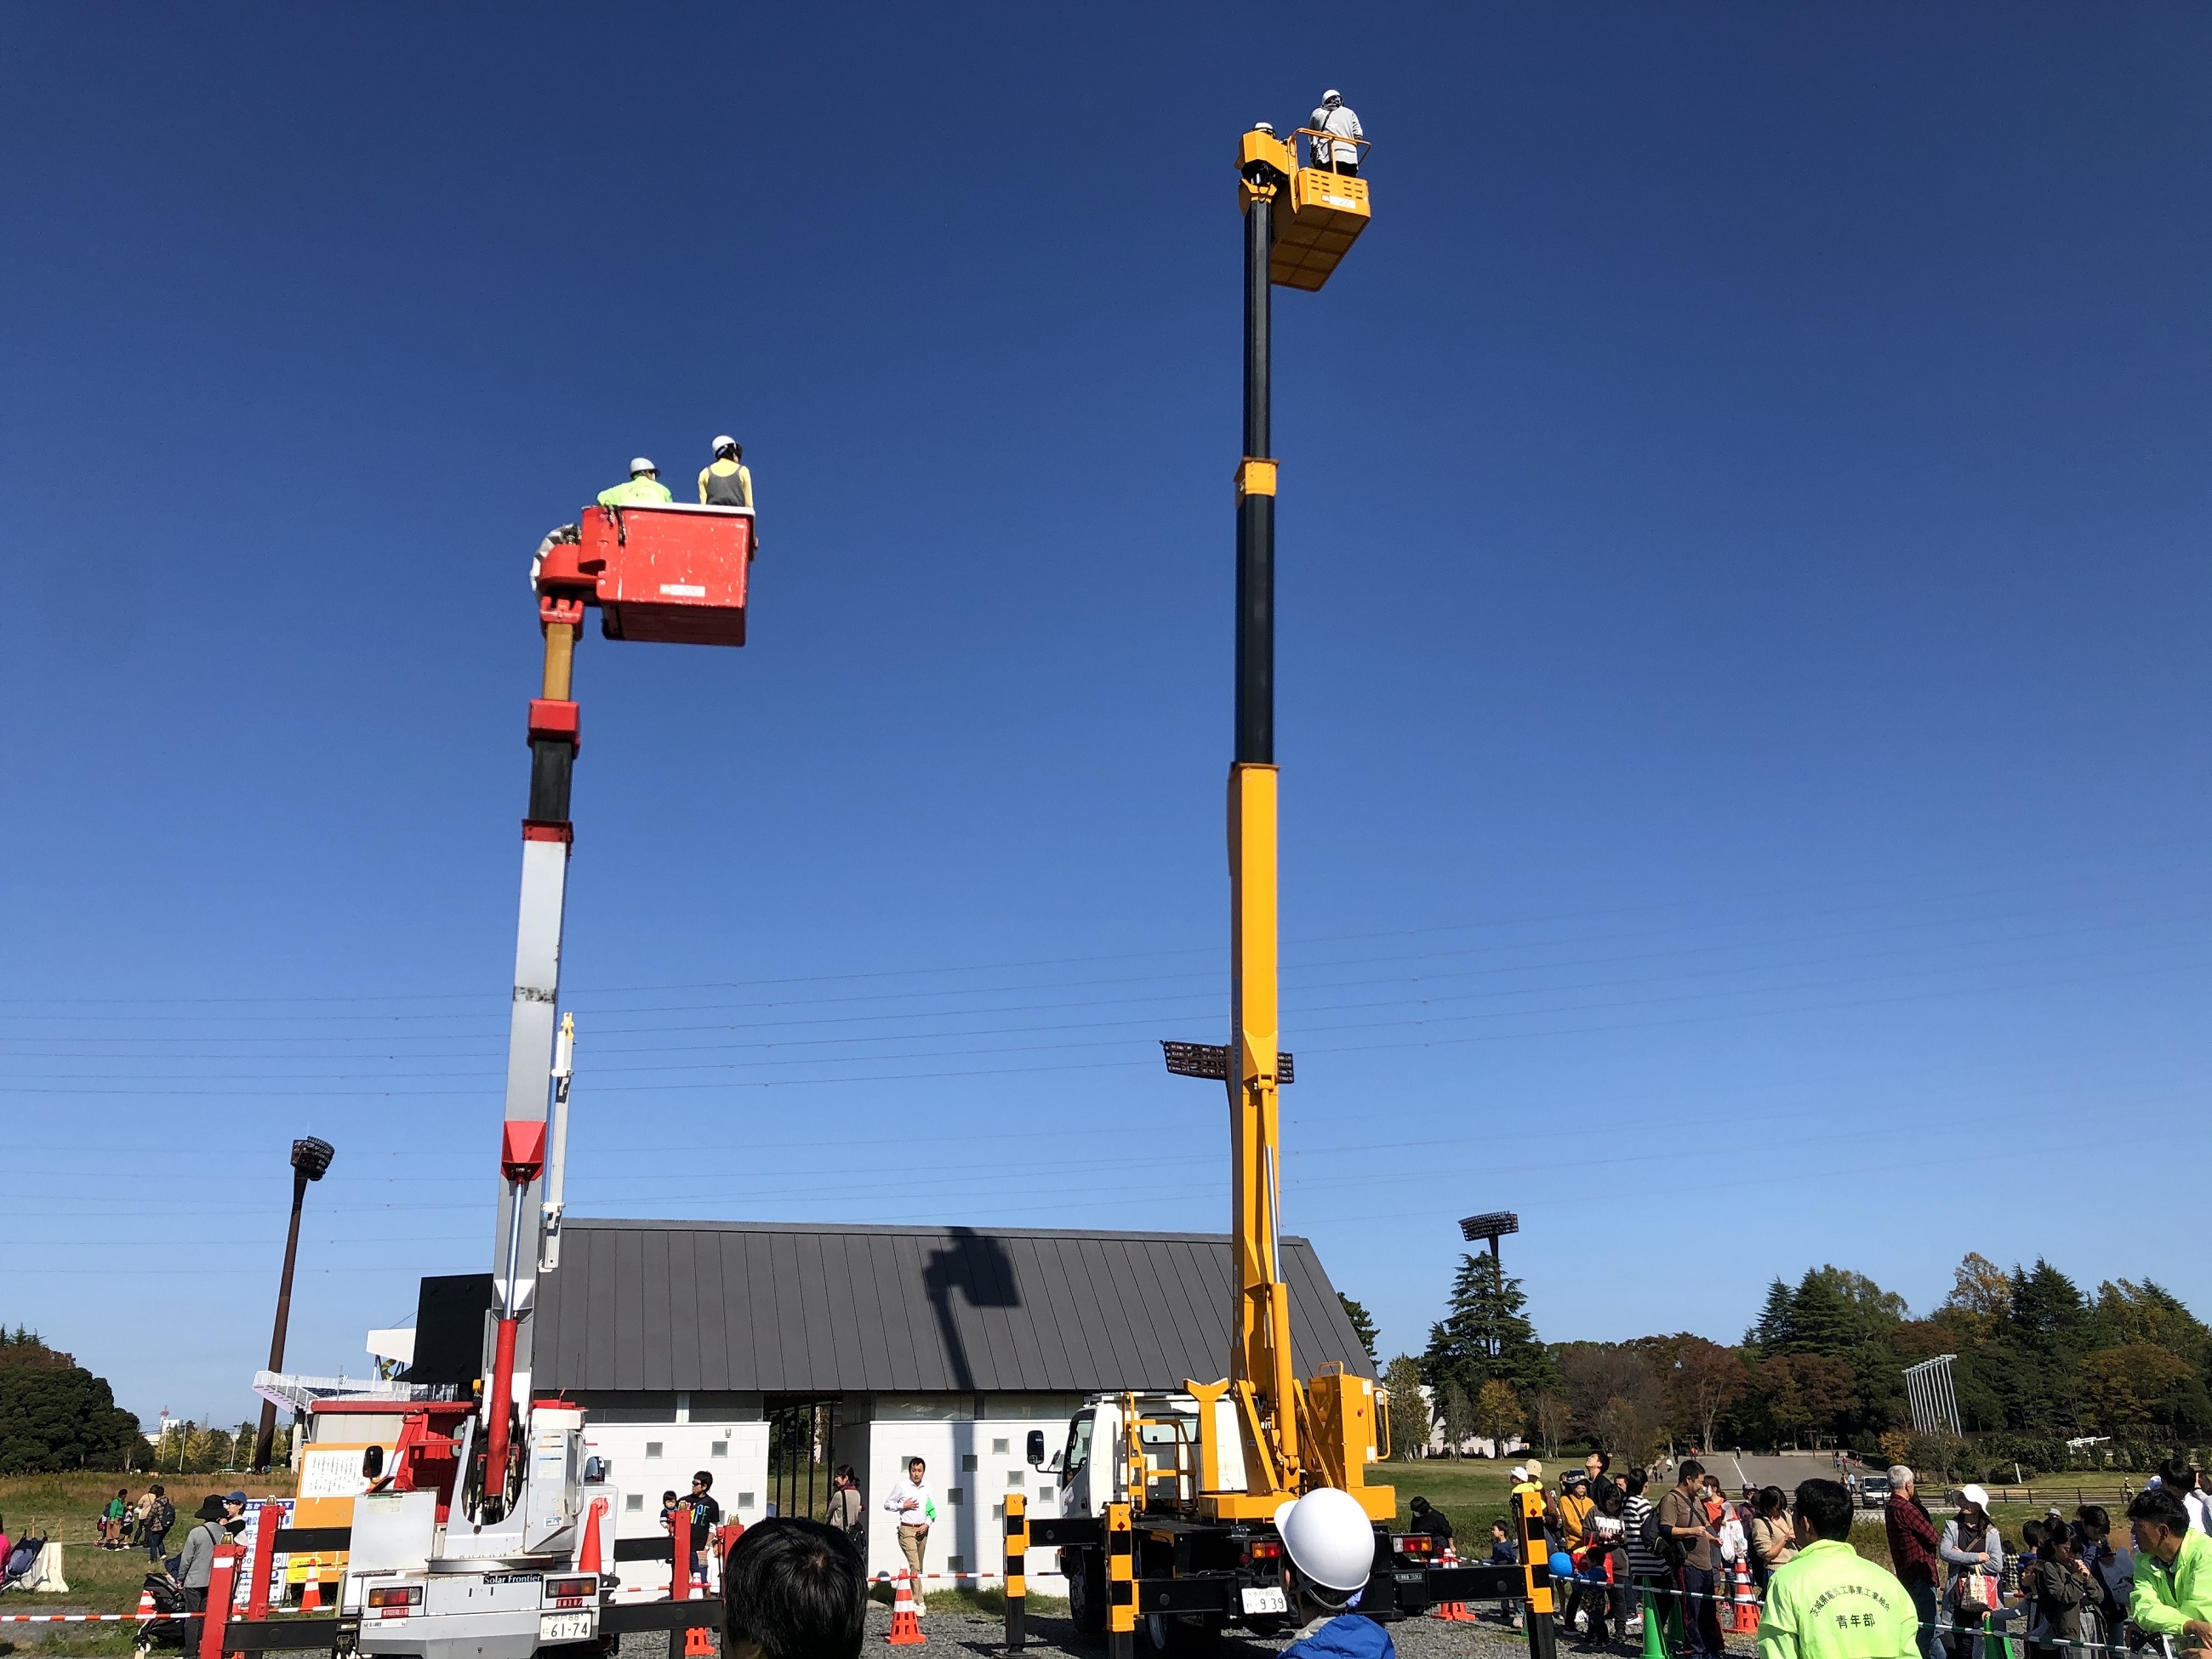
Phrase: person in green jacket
[
  {"left": 2127, "top": 1486, "right": 2212, "bottom": 1648},
  {"left": 1759, "top": 1479, "right": 1920, "bottom": 1659},
  {"left": 597, "top": 457, "right": 673, "bottom": 507}
]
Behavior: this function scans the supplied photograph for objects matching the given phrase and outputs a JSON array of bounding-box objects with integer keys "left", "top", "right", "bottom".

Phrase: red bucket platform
[{"left": 567, "top": 503, "right": 754, "bottom": 647}]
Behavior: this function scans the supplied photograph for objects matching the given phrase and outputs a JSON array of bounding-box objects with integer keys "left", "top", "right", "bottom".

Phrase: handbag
[{"left": 1956, "top": 1565, "right": 1995, "bottom": 1618}]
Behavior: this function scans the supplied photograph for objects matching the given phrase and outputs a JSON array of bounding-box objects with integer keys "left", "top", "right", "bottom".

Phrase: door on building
[{"left": 765, "top": 1397, "right": 839, "bottom": 1522}]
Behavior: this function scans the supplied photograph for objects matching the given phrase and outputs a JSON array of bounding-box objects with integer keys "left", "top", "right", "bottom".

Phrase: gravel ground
[{"left": 614, "top": 1601, "right": 1764, "bottom": 1659}]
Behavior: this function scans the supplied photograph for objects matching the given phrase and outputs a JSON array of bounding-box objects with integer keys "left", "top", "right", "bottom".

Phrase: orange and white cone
[
  {"left": 1733, "top": 1559, "right": 1759, "bottom": 1635},
  {"left": 1433, "top": 1544, "right": 1475, "bottom": 1623},
  {"left": 300, "top": 1573, "right": 323, "bottom": 1614},
  {"left": 135, "top": 1584, "right": 157, "bottom": 1622},
  {"left": 887, "top": 1571, "right": 926, "bottom": 1646}
]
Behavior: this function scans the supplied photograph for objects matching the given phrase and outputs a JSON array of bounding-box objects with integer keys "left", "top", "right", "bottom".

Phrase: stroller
[
  {"left": 133, "top": 1571, "right": 191, "bottom": 1656},
  {"left": 1, "top": 1532, "right": 48, "bottom": 1593}
]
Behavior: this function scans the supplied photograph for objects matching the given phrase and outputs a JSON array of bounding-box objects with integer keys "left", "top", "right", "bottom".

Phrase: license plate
[
  {"left": 1240, "top": 1587, "right": 1288, "bottom": 1615},
  {"left": 539, "top": 1612, "right": 595, "bottom": 1642}
]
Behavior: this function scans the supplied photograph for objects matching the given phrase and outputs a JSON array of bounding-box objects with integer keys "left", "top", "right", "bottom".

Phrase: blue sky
[{"left": 3, "top": 3, "right": 2208, "bottom": 1428}]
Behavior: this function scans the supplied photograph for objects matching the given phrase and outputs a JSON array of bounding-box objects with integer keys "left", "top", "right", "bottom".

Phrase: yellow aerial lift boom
[
  {"left": 1181, "top": 117, "right": 1390, "bottom": 1525},
  {"left": 1007, "top": 118, "right": 1557, "bottom": 1659}
]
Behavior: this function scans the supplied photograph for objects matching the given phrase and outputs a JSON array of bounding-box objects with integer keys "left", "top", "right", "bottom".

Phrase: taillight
[
  {"left": 1244, "top": 1540, "right": 1282, "bottom": 1565},
  {"left": 1395, "top": 1534, "right": 1435, "bottom": 1557},
  {"left": 545, "top": 1576, "right": 596, "bottom": 1601},
  {"left": 367, "top": 1585, "right": 423, "bottom": 1609}
]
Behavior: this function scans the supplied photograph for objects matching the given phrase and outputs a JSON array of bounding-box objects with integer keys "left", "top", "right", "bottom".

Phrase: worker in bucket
[
  {"left": 1307, "top": 89, "right": 1363, "bottom": 175},
  {"left": 597, "top": 456, "right": 671, "bottom": 507},
  {"left": 698, "top": 436, "right": 754, "bottom": 510},
  {"left": 1273, "top": 1487, "right": 1394, "bottom": 1659}
]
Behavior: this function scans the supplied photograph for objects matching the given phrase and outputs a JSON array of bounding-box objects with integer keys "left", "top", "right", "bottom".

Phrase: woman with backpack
[
  {"left": 176, "top": 1495, "right": 232, "bottom": 1651},
  {"left": 1747, "top": 1486, "right": 1797, "bottom": 1590},
  {"left": 142, "top": 1485, "right": 174, "bottom": 1565}
]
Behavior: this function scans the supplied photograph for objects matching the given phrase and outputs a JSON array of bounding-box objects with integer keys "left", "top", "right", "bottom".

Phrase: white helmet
[
  {"left": 1322, "top": 88, "right": 1343, "bottom": 105},
  {"left": 711, "top": 435, "right": 737, "bottom": 454},
  {"left": 629, "top": 456, "right": 657, "bottom": 476},
  {"left": 1271, "top": 1489, "right": 1376, "bottom": 1593}
]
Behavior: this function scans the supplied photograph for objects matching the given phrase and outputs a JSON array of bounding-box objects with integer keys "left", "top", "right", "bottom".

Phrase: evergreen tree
[
  {"left": 1338, "top": 1294, "right": 1380, "bottom": 1363},
  {"left": 1748, "top": 1280, "right": 1795, "bottom": 1354},
  {"left": 1784, "top": 1272, "right": 1858, "bottom": 1357},
  {"left": 1422, "top": 1252, "right": 1554, "bottom": 1405}
]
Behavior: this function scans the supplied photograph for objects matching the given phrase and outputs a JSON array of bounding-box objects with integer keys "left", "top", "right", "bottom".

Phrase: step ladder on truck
[
  {"left": 1000, "top": 119, "right": 1558, "bottom": 1659},
  {"left": 195, "top": 499, "right": 757, "bottom": 1659}
]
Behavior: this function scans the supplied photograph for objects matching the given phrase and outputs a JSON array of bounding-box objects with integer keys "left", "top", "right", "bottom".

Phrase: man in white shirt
[
  {"left": 881, "top": 1457, "right": 935, "bottom": 1613},
  {"left": 1308, "top": 90, "right": 1364, "bottom": 176}
]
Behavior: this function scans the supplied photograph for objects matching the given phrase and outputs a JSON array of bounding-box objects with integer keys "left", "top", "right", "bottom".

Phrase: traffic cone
[
  {"left": 136, "top": 1584, "right": 157, "bottom": 1622},
  {"left": 1641, "top": 1588, "right": 1668, "bottom": 1659},
  {"left": 1432, "top": 1544, "right": 1474, "bottom": 1622},
  {"left": 300, "top": 1574, "right": 322, "bottom": 1614},
  {"left": 887, "top": 1571, "right": 926, "bottom": 1646},
  {"left": 1733, "top": 1560, "right": 1759, "bottom": 1636}
]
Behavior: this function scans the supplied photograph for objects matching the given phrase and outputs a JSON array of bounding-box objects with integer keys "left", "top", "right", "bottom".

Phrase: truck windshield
[{"left": 1066, "top": 1417, "right": 1092, "bottom": 1474}]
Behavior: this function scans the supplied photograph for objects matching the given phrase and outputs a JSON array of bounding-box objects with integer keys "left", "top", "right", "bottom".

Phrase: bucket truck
[
  {"left": 1001, "top": 121, "right": 1559, "bottom": 1659},
  {"left": 329, "top": 501, "right": 755, "bottom": 1659}
]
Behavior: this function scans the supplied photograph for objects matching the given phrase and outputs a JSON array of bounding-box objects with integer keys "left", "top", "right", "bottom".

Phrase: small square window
[
  {"left": 737, "top": 1492, "right": 755, "bottom": 1508},
  {"left": 961, "top": 1454, "right": 978, "bottom": 1471},
  {"left": 1006, "top": 1470, "right": 1023, "bottom": 1488},
  {"left": 947, "top": 1555, "right": 966, "bottom": 1573},
  {"left": 948, "top": 1487, "right": 965, "bottom": 1505},
  {"left": 710, "top": 1441, "right": 728, "bottom": 1458},
  {"left": 991, "top": 1439, "right": 1008, "bottom": 1455},
  {"left": 646, "top": 1441, "right": 664, "bottom": 1459},
  {"left": 624, "top": 1494, "right": 643, "bottom": 1512}
]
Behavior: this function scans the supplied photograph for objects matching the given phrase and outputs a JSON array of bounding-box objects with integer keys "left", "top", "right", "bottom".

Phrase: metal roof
[{"left": 533, "top": 1219, "right": 1377, "bottom": 1395}]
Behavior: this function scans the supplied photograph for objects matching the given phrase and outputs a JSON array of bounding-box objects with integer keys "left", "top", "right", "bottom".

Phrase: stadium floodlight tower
[
  {"left": 1458, "top": 1210, "right": 1520, "bottom": 1263},
  {"left": 254, "top": 1135, "right": 335, "bottom": 1471}
]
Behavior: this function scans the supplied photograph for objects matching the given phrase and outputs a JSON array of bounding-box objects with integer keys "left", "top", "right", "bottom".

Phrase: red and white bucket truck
[{"left": 334, "top": 501, "right": 755, "bottom": 1659}]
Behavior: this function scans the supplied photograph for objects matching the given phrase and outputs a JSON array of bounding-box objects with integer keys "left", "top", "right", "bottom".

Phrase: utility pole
[{"left": 254, "top": 1136, "right": 334, "bottom": 1472}]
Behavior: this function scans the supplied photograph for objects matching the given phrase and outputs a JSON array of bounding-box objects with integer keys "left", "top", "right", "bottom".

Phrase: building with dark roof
[{"left": 527, "top": 1218, "right": 1374, "bottom": 1592}]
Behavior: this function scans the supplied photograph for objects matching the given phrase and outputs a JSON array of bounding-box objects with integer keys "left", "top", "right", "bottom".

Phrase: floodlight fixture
[{"left": 1458, "top": 1210, "right": 1520, "bottom": 1259}]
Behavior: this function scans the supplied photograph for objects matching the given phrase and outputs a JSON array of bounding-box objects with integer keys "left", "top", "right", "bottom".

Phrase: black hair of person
[
  {"left": 2128, "top": 1487, "right": 2192, "bottom": 1534},
  {"left": 723, "top": 1518, "right": 866, "bottom": 1659},
  {"left": 1793, "top": 1479, "right": 1855, "bottom": 1543}
]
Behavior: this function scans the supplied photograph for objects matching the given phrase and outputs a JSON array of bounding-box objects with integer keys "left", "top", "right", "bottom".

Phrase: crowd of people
[
  {"left": 1400, "top": 1451, "right": 2212, "bottom": 1659},
  {"left": 80, "top": 1482, "right": 177, "bottom": 1559}
]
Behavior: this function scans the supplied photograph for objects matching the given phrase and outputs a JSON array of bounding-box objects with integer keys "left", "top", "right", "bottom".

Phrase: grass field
[{"left": 0, "top": 1468, "right": 298, "bottom": 1638}]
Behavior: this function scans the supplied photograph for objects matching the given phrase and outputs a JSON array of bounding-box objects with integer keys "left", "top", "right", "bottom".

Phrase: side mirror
[
  {"left": 584, "top": 1457, "right": 609, "bottom": 1484},
  {"left": 1026, "top": 1431, "right": 1046, "bottom": 1468}
]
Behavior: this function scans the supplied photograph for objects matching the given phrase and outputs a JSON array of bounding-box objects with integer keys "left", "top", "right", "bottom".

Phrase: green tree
[
  {"left": 2092, "top": 1281, "right": 2211, "bottom": 1371},
  {"left": 1382, "top": 1354, "right": 1429, "bottom": 1457},
  {"left": 0, "top": 1360, "right": 142, "bottom": 1472},
  {"left": 1338, "top": 1294, "right": 1380, "bottom": 1364},
  {"left": 1476, "top": 1378, "right": 1526, "bottom": 1447},
  {"left": 1440, "top": 1382, "right": 1476, "bottom": 1456},
  {"left": 1748, "top": 1280, "right": 1795, "bottom": 1354},
  {"left": 1422, "top": 1252, "right": 1554, "bottom": 1405},
  {"left": 2077, "top": 1346, "right": 2191, "bottom": 1434}
]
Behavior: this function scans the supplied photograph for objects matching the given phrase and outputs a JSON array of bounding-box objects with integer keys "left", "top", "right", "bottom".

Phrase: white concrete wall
[
  {"left": 841, "top": 1406, "right": 1076, "bottom": 1595},
  {"left": 579, "top": 1419, "right": 771, "bottom": 1595}
]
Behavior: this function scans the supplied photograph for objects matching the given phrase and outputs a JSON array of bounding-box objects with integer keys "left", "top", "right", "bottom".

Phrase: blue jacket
[{"left": 1282, "top": 1614, "right": 1394, "bottom": 1659}]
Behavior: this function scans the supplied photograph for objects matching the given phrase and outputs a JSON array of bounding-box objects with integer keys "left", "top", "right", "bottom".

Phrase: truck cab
[
  {"left": 1036, "top": 1393, "right": 1251, "bottom": 1519},
  {"left": 345, "top": 1401, "right": 620, "bottom": 1659}
]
